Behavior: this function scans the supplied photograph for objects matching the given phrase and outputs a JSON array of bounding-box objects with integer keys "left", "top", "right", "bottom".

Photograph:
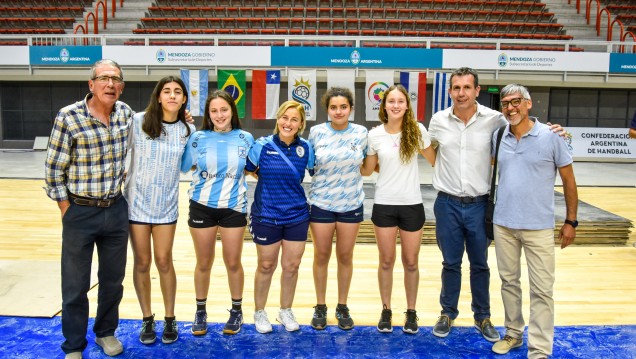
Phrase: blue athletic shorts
[
  {"left": 249, "top": 215, "right": 309, "bottom": 245},
  {"left": 309, "top": 204, "right": 364, "bottom": 224}
]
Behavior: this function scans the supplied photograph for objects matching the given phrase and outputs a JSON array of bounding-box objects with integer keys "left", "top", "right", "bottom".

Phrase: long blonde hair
[{"left": 379, "top": 84, "right": 422, "bottom": 164}]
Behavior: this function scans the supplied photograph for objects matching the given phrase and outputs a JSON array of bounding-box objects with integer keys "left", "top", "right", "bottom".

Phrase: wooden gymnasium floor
[{"left": 0, "top": 150, "right": 635, "bottom": 358}]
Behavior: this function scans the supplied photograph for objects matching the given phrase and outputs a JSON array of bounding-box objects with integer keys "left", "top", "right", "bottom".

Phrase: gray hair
[
  {"left": 90, "top": 59, "right": 123, "bottom": 80},
  {"left": 500, "top": 84, "right": 531, "bottom": 100}
]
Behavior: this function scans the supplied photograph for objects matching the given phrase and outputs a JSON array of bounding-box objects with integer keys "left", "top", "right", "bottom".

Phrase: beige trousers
[{"left": 494, "top": 225, "right": 555, "bottom": 359}]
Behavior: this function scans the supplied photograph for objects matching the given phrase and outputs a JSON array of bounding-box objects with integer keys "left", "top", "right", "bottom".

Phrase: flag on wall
[
  {"left": 180, "top": 69, "right": 208, "bottom": 116},
  {"left": 218, "top": 69, "right": 246, "bottom": 118},
  {"left": 288, "top": 69, "right": 317, "bottom": 121},
  {"left": 399, "top": 71, "right": 426, "bottom": 122},
  {"left": 326, "top": 69, "right": 356, "bottom": 121},
  {"left": 252, "top": 69, "right": 280, "bottom": 120},
  {"left": 364, "top": 70, "right": 394, "bottom": 122},
  {"left": 433, "top": 72, "right": 452, "bottom": 114}
]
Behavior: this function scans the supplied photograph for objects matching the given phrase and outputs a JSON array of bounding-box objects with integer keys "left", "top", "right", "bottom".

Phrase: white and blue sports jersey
[
  {"left": 124, "top": 112, "right": 194, "bottom": 223},
  {"left": 181, "top": 129, "right": 254, "bottom": 213},
  {"left": 308, "top": 122, "right": 368, "bottom": 212},
  {"left": 246, "top": 134, "right": 315, "bottom": 225}
]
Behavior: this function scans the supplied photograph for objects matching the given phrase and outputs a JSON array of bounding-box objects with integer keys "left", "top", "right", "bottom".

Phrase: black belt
[
  {"left": 68, "top": 193, "right": 121, "bottom": 208},
  {"left": 438, "top": 191, "right": 489, "bottom": 204}
]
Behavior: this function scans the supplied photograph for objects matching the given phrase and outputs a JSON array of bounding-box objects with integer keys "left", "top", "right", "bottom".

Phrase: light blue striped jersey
[
  {"left": 181, "top": 129, "right": 254, "bottom": 213},
  {"left": 246, "top": 135, "right": 315, "bottom": 225},
  {"left": 124, "top": 112, "right": 194, "bottom": 223},
  {"left": 308, "top": 122, "right": 368, "bottom": 212}
]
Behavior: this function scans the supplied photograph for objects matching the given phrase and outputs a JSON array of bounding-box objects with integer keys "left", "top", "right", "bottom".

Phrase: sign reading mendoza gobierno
[
  {"left": 271, "top": 47, "right": 442, "bottom": 68},
  {"left": 609, "top": 53, "right": 636, "bottom": 73},
  {"left": 29, "top": 46, "right": 101, "bottom": 66}
]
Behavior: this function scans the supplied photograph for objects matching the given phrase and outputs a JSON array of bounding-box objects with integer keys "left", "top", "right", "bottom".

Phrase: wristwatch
[{"left": 564, "top": 219, "right": 578, "bottom": 228}]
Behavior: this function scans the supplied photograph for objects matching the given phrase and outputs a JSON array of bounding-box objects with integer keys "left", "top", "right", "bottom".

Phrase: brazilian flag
[{"left": 218, "top": 70, "right": 246, "bottom": 119}]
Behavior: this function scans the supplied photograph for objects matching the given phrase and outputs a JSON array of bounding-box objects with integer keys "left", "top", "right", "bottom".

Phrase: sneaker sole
[
  {"left": 311, "top": 319, "right": 327, "bottom": 330},
  {"left": 377, "top": 326, "right": 393, "bottom": 333},
  {"left": 255, "top": 326, "right": 273, "bottom": 334},
  {"left": 139, "top": 337, "right": 156, "bottom": 345},
  {"left": 474, "top": 324, "right": 500, "bottom": 343},
  {"left": 402, "top": 327, "right": 419, "bottom": 334},
  {"left": 223, "top": 326, "right": 242, "bottom": 335},
  {"left": 161, "top": 335, "right": 178, "bottom": 344},
  {"left": 191, "top": 328, "right": 207, "bottom": 336},
  {"left": 338, "top": 324, "right": 354, "bottom": 330},
  {"left": 432, "top": 329, "right": 450, "bottom": 338}
]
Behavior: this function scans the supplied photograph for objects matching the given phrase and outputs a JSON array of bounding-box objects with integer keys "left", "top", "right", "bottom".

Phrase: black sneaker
[
  {"left": 139, "top": 315, "right": 156, "bottom": 344},
  {"left": 403, "top": 309, "right": 419, "bottom": 334},
  {"left": 432, "top": 315, "right": 453, "bottom": 338},
  {"left": 475, "top": 318, "right": 500, "bottom": 342},
  {"left": 191, "top": 310, "right": 207, "bottom": 336},
  {"left": 377, "top": 306, "right": 393, "bottom": 333},
  {"left": 311, "top": 305, "right": 327, "bottom": 330},
  {"left": 162, "top": 319, "right": 178, "bottom": 344},
  {"left": 335, "top": 305, "right": 354, "bottom": 330},
  {"left": 223, "top": 309, "right": 243, "bottom": 334}
]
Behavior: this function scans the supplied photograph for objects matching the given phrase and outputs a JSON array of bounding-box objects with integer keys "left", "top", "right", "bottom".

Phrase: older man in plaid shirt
[{"left": 45, "top": 59, "right": 133, "bottom": 359}]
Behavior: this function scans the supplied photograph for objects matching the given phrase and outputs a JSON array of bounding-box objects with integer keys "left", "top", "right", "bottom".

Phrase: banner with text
[
  {"left": 442, "top": 49, "right": 610, "bottom": 72},
  {"left": 272, "top": 47, "right": 442, "bottom": 69},
  {"left": 102, "top": 46, "right": 270, "bottom": 66},
  {"left": 566, "top": 127, "right": 635, "bottom": 160},
  {"left": 29, "top": 46, "right": 101, "bottom": 66}
]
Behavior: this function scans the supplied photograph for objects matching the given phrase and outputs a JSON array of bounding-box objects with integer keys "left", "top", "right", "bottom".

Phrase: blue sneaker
[{"left": 191, "top": 310, "right": 207, "bottom": 336}]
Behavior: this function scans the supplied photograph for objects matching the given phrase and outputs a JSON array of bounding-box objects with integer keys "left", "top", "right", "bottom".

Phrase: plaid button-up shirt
[{"left": 45, "top": 93, "right": 134, "bottom": 202}]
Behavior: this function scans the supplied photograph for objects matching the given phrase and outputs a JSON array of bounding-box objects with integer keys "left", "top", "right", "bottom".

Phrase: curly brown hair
[{"left": 378, "top": 84, "right": 422, "bottom": 164}]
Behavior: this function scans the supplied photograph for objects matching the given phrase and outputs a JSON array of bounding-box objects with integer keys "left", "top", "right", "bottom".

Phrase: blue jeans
[
  {"left": 434, "top": 194, "right": 491, "bottom": 321},
  {"left": 60, "top": 197, "right": 128, "bottom": 354}
]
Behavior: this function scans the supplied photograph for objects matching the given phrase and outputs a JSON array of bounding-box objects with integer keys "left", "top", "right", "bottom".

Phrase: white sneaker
[
  {"left": 254, "top": 309, "right": 273, "bottom": 334},
  {"left": 277, "top": 308, "right": 300, "bottom": 332}
]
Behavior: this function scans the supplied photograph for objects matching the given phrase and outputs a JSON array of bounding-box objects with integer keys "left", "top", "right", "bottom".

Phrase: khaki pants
[{"left": 494, "top": 225, "right": 555, "bottom": 359}]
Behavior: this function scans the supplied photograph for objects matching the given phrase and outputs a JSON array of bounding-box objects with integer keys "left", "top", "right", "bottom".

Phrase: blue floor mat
[{"left": 0, "top": 316, "right": 634, "bottom": 358}]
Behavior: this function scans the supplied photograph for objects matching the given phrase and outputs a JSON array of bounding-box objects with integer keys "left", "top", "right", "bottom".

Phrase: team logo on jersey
[
  {"left": 296, "top": 146, "right": 305, "bottom": 158},
  {"left": 238, "top": 146, "right": 247, "bottom": 158}
]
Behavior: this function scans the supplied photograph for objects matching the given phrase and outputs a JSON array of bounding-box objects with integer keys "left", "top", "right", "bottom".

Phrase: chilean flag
[
  {"left": 399, "top": 71, "right": 427, "bottom": 122},
  {"left": 252, "top": 70, "right": 280, "bottom": 120}
]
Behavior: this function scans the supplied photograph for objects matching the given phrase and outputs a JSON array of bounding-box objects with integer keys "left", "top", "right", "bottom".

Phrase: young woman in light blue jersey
[
  {"left": 245, "top": 100, "right": 315, "bottom": 334},
  {"left": 180, "top": 90, "right": 254, "bottom": 336},
  {"left": 308, "top": 87, "right": 367, "bottom": 331},
  {"left": 125, "top": 76, "right": 193, "bottom": 345}
]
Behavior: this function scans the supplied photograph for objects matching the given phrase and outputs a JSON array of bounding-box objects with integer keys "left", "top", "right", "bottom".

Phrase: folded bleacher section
[
  {"left": 130, "top": 0, "right": 579, "bottom": 51},
  {"left": 0, "top": 0, "right": 90, "bottom": 45}
]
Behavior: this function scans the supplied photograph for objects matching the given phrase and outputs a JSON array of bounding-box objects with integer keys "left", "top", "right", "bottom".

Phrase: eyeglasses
[
  {"left": 92, "top": 75, "right": 124, "bottom": 84},
  {"left": 500, "top": 97, "right": 526, "bottom": 109}
]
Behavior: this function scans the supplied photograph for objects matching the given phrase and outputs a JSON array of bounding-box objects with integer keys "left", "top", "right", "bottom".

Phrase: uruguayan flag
[
  {"left": 180, "top": 69, "right": 208, "bottom": 116},
  {"left": 433, "top": 72, "right": 452, "bottom": 114}
]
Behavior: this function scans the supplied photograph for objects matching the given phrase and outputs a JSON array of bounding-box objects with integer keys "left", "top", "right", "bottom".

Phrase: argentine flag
[{"left": 180, "top": 69, "right": 208, "bottom": 116}]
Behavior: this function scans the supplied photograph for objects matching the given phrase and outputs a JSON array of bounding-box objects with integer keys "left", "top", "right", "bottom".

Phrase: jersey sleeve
[
  {"left": 246, "top": 137, "right": 266, "bottom": 172},
  {"left": 180, "top": 131, "right": 197, "bottom": 173}
]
